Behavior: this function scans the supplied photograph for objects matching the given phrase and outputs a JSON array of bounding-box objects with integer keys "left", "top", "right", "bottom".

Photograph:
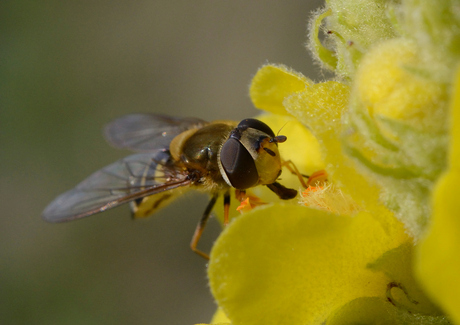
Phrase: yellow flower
[
  {"left": 203, "top": 0, "right": 460, "bottom": 324},
  {"left": 416, "top": 69, "right": 460, "bottom": 324}
]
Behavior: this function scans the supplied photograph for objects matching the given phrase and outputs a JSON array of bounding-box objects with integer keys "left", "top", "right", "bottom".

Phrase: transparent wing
[
  {"left": 104, "top": 114, "right": 208, "bottom": 152},
  {"left": 42, "top": 151, "right": 191, "bottom": 223}
]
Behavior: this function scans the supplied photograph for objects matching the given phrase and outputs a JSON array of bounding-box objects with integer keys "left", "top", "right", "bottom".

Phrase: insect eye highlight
[
  {"left": 237, "top": 118, "right": 275, "bottom": 138},
  {"left": 220, "top": 138, "right": 259, "bottom": 190}
]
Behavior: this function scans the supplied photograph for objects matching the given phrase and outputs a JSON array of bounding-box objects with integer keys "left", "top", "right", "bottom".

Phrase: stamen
[
  {"left": 300, "top": 183, "right": 361, "bottom": 216},
  {"left": 386, "top": 282, "right": 419, "bottom": 313}
]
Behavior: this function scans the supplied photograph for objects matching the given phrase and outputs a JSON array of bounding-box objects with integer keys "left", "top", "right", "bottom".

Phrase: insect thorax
[{"left": 173, "top": 122, "right": 236, "bottom": 190}]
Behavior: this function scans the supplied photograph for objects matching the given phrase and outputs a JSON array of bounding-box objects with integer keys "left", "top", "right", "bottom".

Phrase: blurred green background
[{"left": 1, "top": 1, "right": 323, "bottom": 324}]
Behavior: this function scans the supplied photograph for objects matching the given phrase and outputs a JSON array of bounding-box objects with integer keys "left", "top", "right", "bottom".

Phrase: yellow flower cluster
[{"left": 201, "top": 0, "right": 460, "bottom": 324}]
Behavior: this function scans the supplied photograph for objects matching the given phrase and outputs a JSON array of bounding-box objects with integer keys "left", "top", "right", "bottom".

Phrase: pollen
[
  {"left": 300, "top": 183, "right": 360, "bottom": 216},
  {"left": 236, "top": 194, "right": 267, "bottom": 214}
]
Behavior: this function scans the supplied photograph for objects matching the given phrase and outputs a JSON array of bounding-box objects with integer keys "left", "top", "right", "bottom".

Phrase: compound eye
[
  {"left": 220, "top": 138, "right": 259, "bottom": 189},
  {"left": 237, "top": 118, "right": 275, "bottom": 138}
]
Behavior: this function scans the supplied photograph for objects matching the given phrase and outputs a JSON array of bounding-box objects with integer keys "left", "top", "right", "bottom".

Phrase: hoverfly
[{"left": 42, "top": 114, "right": 297, "bottom": 259}]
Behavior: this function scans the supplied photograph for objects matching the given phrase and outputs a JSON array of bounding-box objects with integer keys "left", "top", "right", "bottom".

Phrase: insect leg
[
  {"left": 223, "top": 190, "right": 230, "bottom": 226},
  {"left": 190, "top": 194, "right": 218, "bottom": 260},
  {"left": 282, "top": 160, "right": 309, "bottom": 188}
]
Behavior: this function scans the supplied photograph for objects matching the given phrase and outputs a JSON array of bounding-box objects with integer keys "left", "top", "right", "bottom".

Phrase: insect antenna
[{"left": 269, "top": 122, "right": 289, "bottom": 144}]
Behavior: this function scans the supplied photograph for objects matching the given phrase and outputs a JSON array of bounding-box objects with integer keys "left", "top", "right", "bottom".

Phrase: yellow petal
[
  {"left": 250, "top": 64, "right": 312, "bottom": 115},
  {"left": 368, "top": 243, "right": 442, "bottom": 316},
  {"left": 285, "top": 81, "right": 350, "bottom": 137},
  {"left": 326, "top": 297, "right": 400, "bottom": 324},
  {"left": 208, "top": 205, "right": 408, "bottom": 325},
  {"left": 327, "top": 297, "right": 450, "bottom": 325},
  {"left": 286, "top": 81, "right": 402, "bottom": 235},
  {"left": 210, "top": 307, "right": 231, "bottom": 325},
  {"left": 416, "top": 171, "right": 460, "bottom": 323},
  {"left": 195, "top": 308, "right": 231, "bottom": 325},
  {"left": 283, "top": 82, "right": 349, "bottom": 183},
  {"left": 415, "top": 67, "right": 460, "bottom": 323}
]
